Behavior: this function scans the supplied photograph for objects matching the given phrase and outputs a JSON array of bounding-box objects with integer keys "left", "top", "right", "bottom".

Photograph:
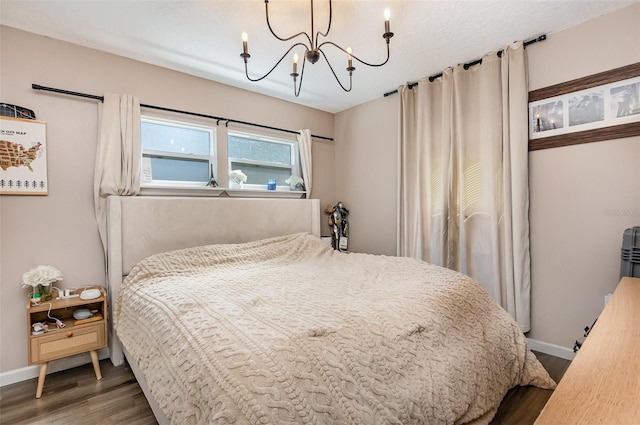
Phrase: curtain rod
[
  {"left": 382, "top": 34, "right": 547, "bottom": 97},
  {"left": 31, "top": 84, "right": 334, "bottom": 142}
]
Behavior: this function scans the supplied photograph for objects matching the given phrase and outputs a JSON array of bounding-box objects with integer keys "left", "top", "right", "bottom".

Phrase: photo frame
[
  {"left": 0, "top": 117, "right": 48, "bottom": 195},
  {"left": 528, "top": 62, "right": 640, "bottom": 151}
]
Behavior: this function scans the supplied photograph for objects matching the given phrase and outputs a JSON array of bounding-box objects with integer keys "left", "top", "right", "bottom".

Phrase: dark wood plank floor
[
  {"left": 0, "top": 360, "right": 156, "bottom": 425},
  {"left": 490, "top": 352, "right": 571, "bottom": 425},
  {"left": 0, "top": 351, "right": 570, "bottom": 425}
]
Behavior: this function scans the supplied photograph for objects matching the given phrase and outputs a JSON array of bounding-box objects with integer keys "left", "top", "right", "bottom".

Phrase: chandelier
[{"left": 240, "top": 0, "right": 394, "bottom": 97}]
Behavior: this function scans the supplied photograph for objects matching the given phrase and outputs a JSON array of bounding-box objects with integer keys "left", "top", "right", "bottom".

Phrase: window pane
[
  {"left": 142, "top": 121, "right": 210, "bottom": 155},
  {"left": 230, "top": 162, "right": 291, "bottom": 186},
  {"left": 228, "top": 135, "right": 291, "bottom": 164},
  {"left": 148, "top": 157, "right": 209, "bottom": 182}
]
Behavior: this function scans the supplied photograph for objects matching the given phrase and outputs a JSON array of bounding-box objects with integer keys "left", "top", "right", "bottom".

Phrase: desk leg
[
  {"left": 35, "top": 362, "right": 48, "bottom": 398},
  {"left": 89, "top": 350, "right": 102, "bottom": 380}
]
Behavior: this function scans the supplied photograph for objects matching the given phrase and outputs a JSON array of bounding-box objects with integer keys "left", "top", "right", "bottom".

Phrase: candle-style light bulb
[
  {"left": 241, "top": 32, "right": 248, "bottom": 54},
  {"left": 384, "top": 9, "right": 391, "bottom": 34},
  {"left": 346, "top": 47, "right": 354, "bottom": 75},
  {"left": 292, "top": 53, "right": 299, "bottom": 76}
]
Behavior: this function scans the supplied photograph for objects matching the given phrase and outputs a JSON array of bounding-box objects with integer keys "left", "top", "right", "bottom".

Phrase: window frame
[
  {"left": 227, "top": 129, "right": 301, "bottom": 191},
  {"left": 138, "top": 116, "right": 305, "bottom": 198},
  {"left": 140, "top": 116, "right": 217, "bottom": 189}
]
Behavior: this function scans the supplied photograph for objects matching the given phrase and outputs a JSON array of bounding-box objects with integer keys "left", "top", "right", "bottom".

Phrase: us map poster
[{"left": 0, "top": 117, "right": 48, "bottom": 195}]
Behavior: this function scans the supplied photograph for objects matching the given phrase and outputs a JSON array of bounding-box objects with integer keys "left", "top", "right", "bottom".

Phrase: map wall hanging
[{"left": 0, "top": 117, "right": 48, "bottom": 195}]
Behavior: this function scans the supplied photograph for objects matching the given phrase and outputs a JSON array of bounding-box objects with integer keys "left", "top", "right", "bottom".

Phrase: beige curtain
[
  {"left": 94, "top": 93, "right": 141, "bottom": 253},
  {"left": 398, "top": 42, "right": 531, "bottom": 331},
  {"left": 297, "top": 129, "right": 312, "bottom": 197}
]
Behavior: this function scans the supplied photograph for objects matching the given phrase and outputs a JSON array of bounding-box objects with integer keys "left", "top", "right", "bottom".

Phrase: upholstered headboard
[{"left": 106, "top": 196, "right": 321, "bottom": 365}]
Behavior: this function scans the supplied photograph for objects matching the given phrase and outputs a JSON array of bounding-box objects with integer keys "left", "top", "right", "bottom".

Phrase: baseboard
[
  {"left": 0, "top": 348, "right": 109, "bottom": 387},
  {"left": 527, "top": 338, "right": 576, "bottom": 361}
]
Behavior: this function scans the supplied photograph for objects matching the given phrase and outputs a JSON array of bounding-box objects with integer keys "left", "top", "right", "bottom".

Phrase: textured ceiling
[{"left": 0, "top": 0, "right": 636, "bottom": 113}]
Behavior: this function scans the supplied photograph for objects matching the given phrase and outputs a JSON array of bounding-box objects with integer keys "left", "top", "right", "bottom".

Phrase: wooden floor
[
  {"left": 0, "top": 351, "right": 570, "bottom": 425},
  {"left": 490, "top": 352, "right": 571, "bottom": 425}
]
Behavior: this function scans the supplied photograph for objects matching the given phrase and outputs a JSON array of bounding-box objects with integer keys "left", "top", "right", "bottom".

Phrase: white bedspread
[{"left": 115, "top": 233, "right": 555, "bottom": 425}]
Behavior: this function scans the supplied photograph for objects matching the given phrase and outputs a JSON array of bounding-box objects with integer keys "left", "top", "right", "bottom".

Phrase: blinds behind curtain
[{"left": 398, "top": 42, "right": 531, "bottom": 331}]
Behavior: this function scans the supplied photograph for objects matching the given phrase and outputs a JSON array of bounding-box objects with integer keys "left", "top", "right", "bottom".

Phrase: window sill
[
  {"left": 225, "top": 189, "right": 307, "bottom": 199},
  {"left": 140, "top": 186, "right": 225, "bottom": 197},
  {"left": 140, "top": 186, "right": 306, "bottom": 199}
]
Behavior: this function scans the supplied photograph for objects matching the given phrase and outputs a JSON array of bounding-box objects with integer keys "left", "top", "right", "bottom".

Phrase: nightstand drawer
[{"left": 30, "top": 323, "right": 106, "bottom": 364}]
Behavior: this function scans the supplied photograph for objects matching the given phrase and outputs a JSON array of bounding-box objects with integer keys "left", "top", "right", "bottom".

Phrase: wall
[
  {"left": 334, "top": 95, "right": 398, "bottom": 255},
  {"left": 0, "top": 26, "right": 335, "bottom": 374},
  {"left": 525, "top": 4, "right": 640, "bottom": 348},
  {"left": 333, "top": 3, "right": 640, "bottom": 351}
]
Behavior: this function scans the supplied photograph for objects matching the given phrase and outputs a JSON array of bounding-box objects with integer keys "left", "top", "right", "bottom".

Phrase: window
[
  {"left": 139, "top": 116, "right": 303, "bottom": 197},
  {"left": 228, "top": 131, "right": 300, "bottom": 189},
  {"left": 140, "top": 117, "right": 216, "bottom": 188}
]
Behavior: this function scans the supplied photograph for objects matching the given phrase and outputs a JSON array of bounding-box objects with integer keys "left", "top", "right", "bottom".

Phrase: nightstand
[{"left": 26, "top": 286, "right": 107, "bottom": 398}]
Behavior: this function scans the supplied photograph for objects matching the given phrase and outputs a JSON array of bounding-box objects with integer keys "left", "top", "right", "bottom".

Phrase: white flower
[
  {"left": 22, "top": 265, "right": 63, "bottom": 288},
  {"left": 229, "top": 170, "right": 247, "bottom": 184},
  {"left": 285, "top": 175, "right": 304, "bottom": 186}
]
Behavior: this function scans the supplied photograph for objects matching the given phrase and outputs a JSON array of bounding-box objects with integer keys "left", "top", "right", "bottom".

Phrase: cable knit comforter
[{"left": 115, "top": 233, "right": 555, "bottom": 425}]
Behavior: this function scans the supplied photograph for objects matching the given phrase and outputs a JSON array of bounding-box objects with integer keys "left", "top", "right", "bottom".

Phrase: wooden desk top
[{"left": 534, "top": 277, "right": 640, "bottom": 425}]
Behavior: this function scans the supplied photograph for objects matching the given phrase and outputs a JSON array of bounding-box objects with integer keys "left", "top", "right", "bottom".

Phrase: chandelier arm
[
  {"left": 245, "top": 42, "right": 309, "bottom": 82},
  {"left": 318, "top": 48, "right": 352, "bottom": 92},
  {"left": 315, "top": 0, "right": 332, "bottom": 41},
  {"left": 317, "top": 41, "right": 390, "bottom": 67},
  {"left": 293, "top": 55, "right": 308, "bottom": 97},
  {"left": 265, "top": 0, "right": 313, "bottom": 45}
]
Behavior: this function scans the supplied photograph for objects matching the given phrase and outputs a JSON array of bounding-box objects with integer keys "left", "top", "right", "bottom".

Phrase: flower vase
[{"left": 39, "top": 284, "right": 53, "bottom": 301}]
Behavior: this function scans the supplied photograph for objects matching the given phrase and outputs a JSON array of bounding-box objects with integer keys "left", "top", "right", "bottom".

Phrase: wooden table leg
[
  {"left": 89, "top": 350, "right": 102, "bottom": 380},
  {"left": 35, "top": 362, "right": 48, "bottom": 398}
]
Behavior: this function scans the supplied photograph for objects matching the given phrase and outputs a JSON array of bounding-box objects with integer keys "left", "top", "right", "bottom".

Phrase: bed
[{"left": 107, "top": 196, "right": 555, "bottom": 425}]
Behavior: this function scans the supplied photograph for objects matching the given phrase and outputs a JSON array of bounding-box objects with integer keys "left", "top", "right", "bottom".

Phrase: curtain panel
[
  {"left": 297, "top": 129, "right": 313, "bottom": 197},
  {"left": 398, "top": 42, "right": 531, "bottom": 331},
  {"left": 94, "top": 93, "right": 141, "bottom": 254}
]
